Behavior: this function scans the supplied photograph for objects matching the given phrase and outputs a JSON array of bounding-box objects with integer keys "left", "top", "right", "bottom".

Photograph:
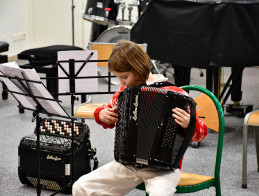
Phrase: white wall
[
  {"left": 0, "top": 0, "right": 139, "bottom": 58},
  {"left": 0, "top": 0, "right": 29, "bottom": 57},
  {"left": 28, "top": 0, "right": 90, "bottom": 49},
  {"left": 0, "top": 0, "right": 91, "bottom": 57}
]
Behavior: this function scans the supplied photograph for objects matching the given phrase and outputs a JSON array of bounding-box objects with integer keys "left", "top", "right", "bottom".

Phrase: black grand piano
[{"left": 131, "top": 0, "right": 259, "bottom": 116}]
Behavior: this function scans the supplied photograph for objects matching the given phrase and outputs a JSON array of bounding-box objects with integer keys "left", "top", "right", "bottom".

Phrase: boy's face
[{"left": 112, "top": 71, "right": 142, "bottom": 88}]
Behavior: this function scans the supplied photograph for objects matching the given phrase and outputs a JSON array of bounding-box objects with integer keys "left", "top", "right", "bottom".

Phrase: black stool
[
  {"left": 0, "top": 41, "right": 9, "bottom": 100},
  {"left": 18, "top": 45, "right": 84, "bottom": 100}
]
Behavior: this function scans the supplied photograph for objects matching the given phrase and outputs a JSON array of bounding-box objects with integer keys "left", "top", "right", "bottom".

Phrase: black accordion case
[
  {"left": 18, "top": 118, "right": 97, "bottom": 193},
  {"left": 114, "top": 86, "right": 196, "bottom": 170}
]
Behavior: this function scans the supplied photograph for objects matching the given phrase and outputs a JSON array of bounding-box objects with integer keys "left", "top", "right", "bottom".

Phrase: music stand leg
[{"left": 33, "top": 111, "right": 42, "bottom": 196}]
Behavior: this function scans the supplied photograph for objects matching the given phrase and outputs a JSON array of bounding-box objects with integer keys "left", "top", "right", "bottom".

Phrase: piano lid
[{"left": 131, "top": 0, "right": 259, "bottom": 67}]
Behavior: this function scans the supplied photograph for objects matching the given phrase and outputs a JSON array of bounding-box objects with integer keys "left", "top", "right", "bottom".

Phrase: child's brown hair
[{"left": 108, "top": 40, "right": 151, "bottom": 83}]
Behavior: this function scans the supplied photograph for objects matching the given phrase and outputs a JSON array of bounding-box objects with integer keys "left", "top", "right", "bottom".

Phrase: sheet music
[
  {"left": 58, "top": 50, "right": 98, "bottom": 93},
  {"left": 0, "top": 61, "right": 20, "bottom": 68},
  {"left": 22, "top": 69, "right": 69, "bottom": 117},
  {"left": 0, "top": 62, "right": 37, "bottom": 110},
  {"left": 0, "top": 62, "right": 69, "bottom": 117},
  {"left": 0, "top": 62, "right": 27, "bottom": 92}
]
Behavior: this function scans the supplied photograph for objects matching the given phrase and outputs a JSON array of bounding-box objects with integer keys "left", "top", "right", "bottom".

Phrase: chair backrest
[
  {"left": 193, "top": 93, "right": 219, "bottom": 132},
  {"left": 181, "top": 85, "right": 225, "bottom": 182},
  {"left": 88, "top": 42, "right": 148, "bottom": 67}
]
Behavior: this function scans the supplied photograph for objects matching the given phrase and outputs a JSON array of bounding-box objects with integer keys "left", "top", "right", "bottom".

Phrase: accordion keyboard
[{"left": 40, "top": 118, "right": 85, "bottom": 138}]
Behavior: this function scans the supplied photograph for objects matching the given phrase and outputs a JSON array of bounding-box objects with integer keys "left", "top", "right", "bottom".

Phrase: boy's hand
[
  {"left": 99, "top": 107, "right": 118, "bottom": 125},
  {"left": 172, "top": 106, "right": 191, "bottom": 129}
]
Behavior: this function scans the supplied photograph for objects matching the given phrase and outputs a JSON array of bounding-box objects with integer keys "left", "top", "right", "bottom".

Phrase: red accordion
[{"left": 114, "top": 86, "right": 196, "bottom": 170}]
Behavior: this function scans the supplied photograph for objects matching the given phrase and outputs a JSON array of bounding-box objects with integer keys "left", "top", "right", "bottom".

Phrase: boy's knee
[
  {"left": 72, "top": 180, "right": 83, "bottom": 196},
  {"left": 148, "top": 187, "right": 176, "bottom": 196}
]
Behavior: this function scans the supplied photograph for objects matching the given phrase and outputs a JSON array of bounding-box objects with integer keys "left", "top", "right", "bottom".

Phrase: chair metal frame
[
  {"left": 242, "top": 109, "right": 259, "bottom": 188},
  {"left": 136, "top": 85, "right": 225, "bottom": 196}
]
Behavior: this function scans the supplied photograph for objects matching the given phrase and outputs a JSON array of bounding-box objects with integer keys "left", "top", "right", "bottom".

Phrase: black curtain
[{"left": 131, "top": 0, "right": 259, "bottom": 68}]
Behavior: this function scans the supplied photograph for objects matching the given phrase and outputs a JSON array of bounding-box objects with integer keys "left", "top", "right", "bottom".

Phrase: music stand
[
  {"left": 56, "top": 50, "right": 115, "bottom": 112},
  {"left": 49, "top": 51, "right": 103, "bottom": 195},
  {"left": 0, "top": 52, "right": 112, "bottom": 195},
  {"left": 57, "top": 50, "right": 98, "bottom": 108},
  {"left": 0, "top": 63, "right": 75, "bottom": 196}
]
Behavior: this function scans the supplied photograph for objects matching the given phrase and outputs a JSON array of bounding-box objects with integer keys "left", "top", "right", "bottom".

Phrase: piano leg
[
  {"left": 221, "top": 66, "right": 253, "bottom": 117},
  {"left": 173, "top": 66, "right": 191, "bottom": 87},
  {"left": 206, "top": 66, "right": 221, "bottom": 98},
  {"left": 231, "top": 66, "right": 243, "bottom": 103}
]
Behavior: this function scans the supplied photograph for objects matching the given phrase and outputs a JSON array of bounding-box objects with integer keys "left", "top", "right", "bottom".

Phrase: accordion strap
[
  {"left": 148, "top": 81, "right": 175, "bottom": 88},
  {"left": 173, "top": 99, "right": 197, "bottom": 169}
]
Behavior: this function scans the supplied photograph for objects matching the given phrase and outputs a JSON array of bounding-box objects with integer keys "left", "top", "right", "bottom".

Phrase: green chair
[{"left": 136, "top": 85, "right": 225, "bottom": 196}]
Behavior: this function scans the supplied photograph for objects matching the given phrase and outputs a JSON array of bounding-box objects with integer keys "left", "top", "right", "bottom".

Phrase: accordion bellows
[{"left": 114, "top": 86, "right": 196, "bottom": 170}]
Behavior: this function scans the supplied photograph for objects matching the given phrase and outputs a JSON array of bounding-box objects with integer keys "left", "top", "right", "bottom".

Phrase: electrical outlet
[
  {"left": 13, "top": 33, "right": 17, "bottom": 42},
  {"left": 17, "top": 32, "right": 22, "bottom": 41},
  {"left": 22, "top": 32, "right": 26, "bottom": 40}
]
